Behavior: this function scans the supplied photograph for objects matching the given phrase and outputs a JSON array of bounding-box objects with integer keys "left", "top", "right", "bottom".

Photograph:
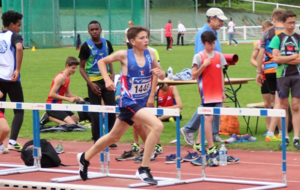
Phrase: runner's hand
[
  {"left": 105, "top": 79, "right": 116, "bottom": 91},
  {"left": 11, "top": 70, "right": 19, "bottom": 82},
  {"left": 256, "top": 73, "right": 263, "bottom": 87}
]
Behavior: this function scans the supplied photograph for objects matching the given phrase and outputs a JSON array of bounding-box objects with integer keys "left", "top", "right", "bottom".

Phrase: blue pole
[
  {"left": 99, "top": 113, "right": 104, "bottom": 170},
  {"left": 176, "top": 115, "right": 181, "bottom": 180},
  {"left": 200, "top": 114, "right": 206, "bottom": 178},
  {"left": 281, "top": 117, "right": 287, "bottom": 184},
  {"left": 105, "top": 113, "right": 109, "bottom": 153}
]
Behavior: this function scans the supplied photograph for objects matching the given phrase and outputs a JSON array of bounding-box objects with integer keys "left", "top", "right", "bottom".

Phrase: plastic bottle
[
  {"left": 219, "top": 144, "right": 227, "bottom": 166},
  {"left": 168, "top": 67, "right": 173, "bottom": 79}
]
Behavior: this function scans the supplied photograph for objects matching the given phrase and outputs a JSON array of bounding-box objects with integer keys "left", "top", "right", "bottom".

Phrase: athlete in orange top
[
  {"left": 191, "top": 31, "right": 226, "bottom": 156},
  {"left": 43, "top": 57, "right": 84, "bottom": 125}
]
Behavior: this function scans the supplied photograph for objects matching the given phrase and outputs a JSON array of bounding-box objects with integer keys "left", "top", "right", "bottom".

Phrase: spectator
[
  {"left": 181, "top": 7, "right": 227, "bottom": 147},
  {"left": 165, "top": 19, "right": 173, "bottom": 50},
  {"left": 227, "top": 17, "right": 238, "bottom": 46},
  {"left": 124, "top": 20, "right": 134, "bottom": 49},
  {"left": 177, "top": 21, "right": 186, "bottom": 46},
  {"left": 78, "top": 20, "right": 117, "bottom": 148}
]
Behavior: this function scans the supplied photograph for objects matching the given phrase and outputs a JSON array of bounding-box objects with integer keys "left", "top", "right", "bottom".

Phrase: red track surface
[{"left": 1, "top": 139, "right": 299, "bottom": 190}]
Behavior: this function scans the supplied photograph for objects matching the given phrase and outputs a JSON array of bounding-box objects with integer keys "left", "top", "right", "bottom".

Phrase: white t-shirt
[
  {"left": 178, "top": 23, "right": 186, "bottom": 33},
  {"left": 192, "top": 51, "right": 227, "bottom": 68},
  {"left": 125, "top": 28, "right": 129, "bottom": 42},
  {"left": 228, "top": 21, "right": 235, "bottom": 33}
]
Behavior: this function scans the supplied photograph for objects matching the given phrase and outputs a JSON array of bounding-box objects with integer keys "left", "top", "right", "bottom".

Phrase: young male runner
[
  {"left": 0, "top": 90, "right": 10, "bottom": 154},
  {"left": 0, "top": 10, "right": 24, "bottom": 151},
  {"left": 77, "top": 26, "right": 166, "bottom": 185},
  {"left": 269, "top": 10, "right": 300, "bottom": 148},
  {"left": 45, "top": 56, "right": 83, "bottom": 124}
]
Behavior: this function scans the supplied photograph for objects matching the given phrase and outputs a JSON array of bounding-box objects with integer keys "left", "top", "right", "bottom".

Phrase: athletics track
[{"left": 1, "top": 139, "right": 299, "bottom": 190}]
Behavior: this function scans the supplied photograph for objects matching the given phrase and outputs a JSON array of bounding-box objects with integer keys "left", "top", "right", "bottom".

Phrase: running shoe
[
  {"left": 183, "top": 151, "right": 198, "bottom": 162},
  {"left": 207, "top": 146, "right": 219, "bottom": 158},
  {"left": 180, "top": 127, "right": 194, "bottom": 145},
  {"left": 224, "top": 133, "right": 241, "bottom": 144},
  {"left": 294, "top": 139, "right": 300, "bottom": 149},
  {"left": 213, "top": 135, "right": 224, "bottom": 142},
  {"left": 241, "top": 134, "right": 257, "bottom": 142},
  {"left": 193, "top": 143, "right": 202, "bottom": 152},
  {"left": 134, "top": 151, "right": 157, "bottom": 163},
  {"left": 0, "top": 147, "right": 9, "bottom": 154},
  {"left": 109, "top": 143, "right": 117, "bottom": 149},
  {"left": 77, "top": 152, "right": 90, "bottom": 181},
  {"left": 115, "top": 150, "right": 135, "bottom": 161},
  {"left": 278, "top": 138, "right": 290, "bottom": 150},
  {"left": 154, "top": 144, "right": 163, "bottom": 154},
  {"left": 135, "top": 167, "right": 157, "bottom": 185},
  {"left": 227, "top": 155, "right": 239, "bottom": 164},
  {"left": 40, "top": 112, "right": 49, "bottom": 125},
  {"left": 265, "top": 135, "right": 282, "bottom": 142},
  {"left": 165, "top": 154, "right": 183, "bottom": 164},
  {"left": 8, "top": 142, "right": 23, "bottom": 152},
  {"left": 131, "top": 143, "right": 140, "bottom": 153},
  {"left": 55, "top": 143, "right": 64, "bottom": 154},
  {"left": 78, "top": 120, "right": 91, "bottom": 128},
  {"left": 190, "top": 155, "right": 209, "bottom": 166},
  {"left": 169, "top": 117, "right": 175, "bottom": 122}
]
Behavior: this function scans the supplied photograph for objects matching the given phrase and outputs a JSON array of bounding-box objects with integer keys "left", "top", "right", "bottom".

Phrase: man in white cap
[{"left": 181, "top": 7, "right": 227, "bottom": 149}]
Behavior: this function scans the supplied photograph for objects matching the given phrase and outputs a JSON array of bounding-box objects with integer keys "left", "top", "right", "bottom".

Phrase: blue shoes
[
  {"left": 165, "top": 154, "right": 183, "bottom": 164},
  {"left": 183, "top": 151, "right": 199, "bottom": 162}
]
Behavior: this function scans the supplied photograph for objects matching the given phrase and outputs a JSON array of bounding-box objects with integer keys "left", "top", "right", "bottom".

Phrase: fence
[
  {"left": 60, "top": 24, "right": 300, "bottom": 46},
  {"left": 239, "top": 0, "right": 300, "bottom": 13}
]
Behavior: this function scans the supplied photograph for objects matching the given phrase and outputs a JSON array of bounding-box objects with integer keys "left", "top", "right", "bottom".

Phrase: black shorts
[
  {"left": 277, "top": 75, "right": 300, "bottom": 98},
  {"left": 265, "top": 73, "right": 277, "bottom": 95},
  {"left": 118, "top": 104, "right": 143, "bottom": 126},
  {"left": 46, "top": 110, "right": 74, "bottom": 121},
  {"left": 202, "top": 103, "right": 218, "bottom": 107},
  {"left": 261, "top": 80, "right": 270, "bottom": 94}
]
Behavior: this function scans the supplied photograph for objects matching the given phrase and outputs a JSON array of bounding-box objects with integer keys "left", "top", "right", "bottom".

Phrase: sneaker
[
  {"left": 213, "top": 135, "right": 224, "bottom": 142},
  {"left": 77, "top": 152, "right": 90, "bottom": 181},
  {"left": 207, "top": 146, "right": 219, "bottom": 158},
  {"left": 154, "top": 144, "right": 163, "bottom": 154},
  {"left": 224, "top": 133, "right": 241, "bottom": 144},
  {"left": 265, "top": 135, "right": 282, "bottom": 142},
  {"left": 180, "top": 127, "right": 194, "bottom": 145},
  {"left": 168, "top": 48, "right": 173, "bottom": 50},
  {"left": 227, "top": 155, "right": 239, "bottom": 165},
  {"left": 0, "top": 147, "right": 9, "bottom": 154},
  {"left": 293, "top": 139, "right": 300, "bottom": 149},
  {"left": 183, "top": 151, "right": 198, "bottom": 162},
  {"left": 165, "top": 154, "right": 183, "bottom": 164},
  {"left": 40, "top": 112, "right": 49, "bottom": 125},
  {"left": 263, "top": 130, "right": 268, "bottom": 137},
  {"left": 235, "top": 43, "right": 238, "bottom": 46},
  {"left": 191, "top": 155, "right": 209, "bottom": 166},
  {"left": 115, "top": 150, "right": 135, "bottom": 161},
  {"left": 132, "top": 143, "right": 140, "bottom": 153},
  {"left": 135, "top": 167, "right": 157, "bottom": 185},
  {"left": 8, "top": 142, "right": 23, "bottom": 152},
  {"left": 78, "top": 120, "right": 91, "bottom": 128},
  {"left": 241, "top": 134, "right": 257, "bottom": 142},
  {"left": 109, "top": 143, "right": 117, "bottom": 149},
  {"left": 168, "top": 117, "right": 175, "bottom": 122},
  {"left": 134, "top": 151, "right": 157, "bottom": 163},
  {"left": 193, "top": 143, "right": 202, "bottom": 152},
  {"left": 278, "top": 138, "right": 290, "bottom": 150},
  {"left": 55, "top": 143, "right": 64, "bottom": 154}
]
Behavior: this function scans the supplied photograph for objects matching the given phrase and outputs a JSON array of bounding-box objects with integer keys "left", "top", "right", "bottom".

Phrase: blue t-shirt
[{"left": 194, "top": 23, "right": 222, "bottom": 54}]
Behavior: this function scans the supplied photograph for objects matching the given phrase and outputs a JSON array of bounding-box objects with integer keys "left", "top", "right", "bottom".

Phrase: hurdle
[
  {"left": 130, "top": 107, "right": 287, "bottom": 189},
  {"left": 0, "top": 101, "right": 181, "bottom": 187}
]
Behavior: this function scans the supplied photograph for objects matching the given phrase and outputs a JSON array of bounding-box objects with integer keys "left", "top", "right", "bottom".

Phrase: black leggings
[
  {"left": 87, "top": 79, "right": 116, "bottom": 141},
  {"left": 0, "top": 81, "right": 24, "bottom": 141}
]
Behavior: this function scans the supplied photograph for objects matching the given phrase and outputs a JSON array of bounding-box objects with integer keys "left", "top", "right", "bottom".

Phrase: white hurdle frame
[
  {"left": 0, "top": 101, "right": 181, "bottom": 188},
  {"left": 134, "top": 107, "right": 286, "bottom": 189}
]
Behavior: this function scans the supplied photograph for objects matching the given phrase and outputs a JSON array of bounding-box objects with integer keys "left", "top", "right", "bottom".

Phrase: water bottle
[
  {"left": 168, "top": 67, "right": 173, "bottom": 79},
  {"left": 219, "top": 144, "right": 227, "bottom": 166}
]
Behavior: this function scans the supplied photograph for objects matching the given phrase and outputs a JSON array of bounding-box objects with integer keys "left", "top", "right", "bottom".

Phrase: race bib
[{"left": 130, "top": 76, "right": 151, "bottom": 99}]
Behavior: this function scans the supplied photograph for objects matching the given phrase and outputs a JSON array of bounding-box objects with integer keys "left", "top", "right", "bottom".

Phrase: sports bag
[
  {"left": 219, "top": 114, "right": 240, "bottom": 136},
  {"left": 21, "top": 139, "right": 61, "bottom": 168}
]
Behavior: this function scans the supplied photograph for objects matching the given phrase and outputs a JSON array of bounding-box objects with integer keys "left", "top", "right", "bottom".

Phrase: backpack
[
  {"left": 76, "top": 97, "right": 92, "bottom": 122},
  {"left": 219, "top": 114, "right": 240, "bottom": 136},
  {"left": 21, "top": 139, "right": 61, "bottom": 168}
]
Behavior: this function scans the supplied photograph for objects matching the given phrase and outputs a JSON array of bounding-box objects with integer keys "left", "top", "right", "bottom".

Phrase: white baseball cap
[{"left": 206, "top": 8, "right": 228, "bottom": 21}]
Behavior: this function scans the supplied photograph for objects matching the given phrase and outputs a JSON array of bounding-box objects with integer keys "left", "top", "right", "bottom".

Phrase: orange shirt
[{"left": 158, "top": 86, "right": 174, "bottom": 107}]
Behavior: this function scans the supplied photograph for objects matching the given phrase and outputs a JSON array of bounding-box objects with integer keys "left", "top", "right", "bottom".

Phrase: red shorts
[{"left": 0, "top": 110, "right": 5, "bottom": 119}]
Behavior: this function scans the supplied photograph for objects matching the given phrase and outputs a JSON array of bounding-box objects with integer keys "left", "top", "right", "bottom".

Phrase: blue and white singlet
[{"left": 119, "top": 49, "right": 153, "bottom": 107}]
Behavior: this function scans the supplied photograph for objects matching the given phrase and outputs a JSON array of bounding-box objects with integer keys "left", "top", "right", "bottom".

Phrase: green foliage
[{"left": 5, "top": 45, "right": 295, "bottom": 152}]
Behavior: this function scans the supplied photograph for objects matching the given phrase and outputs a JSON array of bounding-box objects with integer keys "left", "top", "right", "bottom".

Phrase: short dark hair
[
  {"left": 88, "top": 20, "right": 101, "bottom": 29},
  {"left": 66, "top": 56, "right": 79, "bottom": 66},
  {"left": 168, "top": 19, "right": 172, "bottom": 23},
  {"left": 282, "top": 10, "right": 296, "bottom": 22},
  {"left": 201, "top": 31, "right": 217, "bottom": 43},
  {"left": 127, "top": 26, "right": 149, "bottom": 41},
  {"left": 1, "top": 10, "right": 23, "bottom": 27},
  {"left": 271, "top": 8, "right": 285, "bottom": 22}
]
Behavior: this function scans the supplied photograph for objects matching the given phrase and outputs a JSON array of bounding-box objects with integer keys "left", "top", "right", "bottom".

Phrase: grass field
[{"left": 2, "top": 44, "right": 296, "bottom": 152}]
